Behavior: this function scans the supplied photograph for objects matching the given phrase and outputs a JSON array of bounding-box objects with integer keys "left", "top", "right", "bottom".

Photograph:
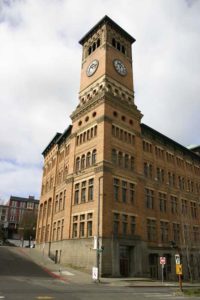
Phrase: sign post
[
  {"left": 160, "top": 257, "right": 166, "bottom": 284},
  {"left": 175, "top": 254, "right": 183, "bottom": 291}
]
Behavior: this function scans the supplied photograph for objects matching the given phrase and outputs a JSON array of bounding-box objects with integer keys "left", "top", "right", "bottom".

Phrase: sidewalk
[{"left": 21, "top": 247, "right": 200, "bottom": 288}]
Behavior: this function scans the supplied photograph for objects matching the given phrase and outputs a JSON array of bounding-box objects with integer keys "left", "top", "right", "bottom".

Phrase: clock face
[
  {"left": 86, "top": 60, "right": 99, "bottom": 77},
  {"left": 113, "top": 59, "right": 127, "bottom": 76}
]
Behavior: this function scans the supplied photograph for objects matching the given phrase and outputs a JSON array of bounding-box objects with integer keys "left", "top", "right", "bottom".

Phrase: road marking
[
  {"left": 0, "top": 297, "right": 5, "bottom": 299},
  {"left": 144, "top": 294, "right": 172, "bottom": 298},
  {"left": 36, "top": 297, "right": 54, "bottom": 299},
  {"left": 53, "top": 270, "right": 74, "bottom": 276}
]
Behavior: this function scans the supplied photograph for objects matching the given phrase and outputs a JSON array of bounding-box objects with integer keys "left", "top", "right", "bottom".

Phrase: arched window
[
  {"left": 97, "top": 39, "right": 100, "bottom": 47},
  {"left": 117, "top": 42, "right": 121, "bottom": 51},
  {"left": 76, "top": 157, "right": 80, "bottom": 172},
  {"left": 118, "top": 152, "right": 123, "bottom": 167},
  {"left": 86, "top": 152, "right": 91, "bottom": 167},
  {"left": 112, "top": 149, "right": 117, "bottom": 164},
  {"left": 92, "top": 149, "right": 97, "bottom": 165},
  {"left": 112, "top": 38, "right": 116, "bottom": 47},
  {"left": 122, "top": 45, "right": 125, "bottom": 54},
  {"left": 81, "top": 155, "right": 85, "bottom": 169},
  {"left": 92, "top": 42, "right": 96, "bottom": 51}
]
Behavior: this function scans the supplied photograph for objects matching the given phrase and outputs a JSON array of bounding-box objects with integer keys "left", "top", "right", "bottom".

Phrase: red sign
[{"left": 160, "top": 257, "right": 166, "bottom": 265}]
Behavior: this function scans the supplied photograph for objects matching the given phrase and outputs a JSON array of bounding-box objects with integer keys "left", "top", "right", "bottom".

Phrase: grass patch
[{"left": 184, "top": 288, "right": 200, "bottom": 296}]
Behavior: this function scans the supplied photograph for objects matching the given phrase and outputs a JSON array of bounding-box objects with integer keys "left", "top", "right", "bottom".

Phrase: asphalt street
[{"left": 0, "top": 246, "right": 198, "bottom": 300}]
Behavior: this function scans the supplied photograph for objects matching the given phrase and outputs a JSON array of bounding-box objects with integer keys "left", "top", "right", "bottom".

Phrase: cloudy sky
[{"left": 0, "top": 0, "right": 199, "bottom": 202}]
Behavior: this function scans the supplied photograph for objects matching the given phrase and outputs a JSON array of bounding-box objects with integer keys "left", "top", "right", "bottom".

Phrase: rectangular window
[
  {"left": 55, "top": 195, "right": 59, "bottom": 212},
  {"left": 159, "top": 192, "right": 167, "bottom": 212},
  {"left": 122, "top": 181, "right": 127, "bottom": 203},
  {"left": 171, "top": 195, "right": 178, "bottom": 214},
  {"left": 113, "top": 213, "right": 119, "bottom": 236},
  {"left": 81, "top": 181, "right": 86, "bottom": 203},
  {"left": 72, "top": 223, "right": 78, "bottom": 238},
  {"left": 80, "top": 222, "right": 85, "bottom": 237},
  {"left": 191, "top": 202, "right": 197, "bottom": 219},
  {"left": 129, "top": 183, "right": 135, "bottom": 204},
  {"left": 114, "top": 178, "right": 119, "bottom": 201},
  {"left": 74, "top": 183, "right": 79, "bottom": 205},
  {"left": 181, "top": 199, "right": 188, "bottom": 215},
  {"left": 88, "top": 179, "right": 94, "bottom": 201},
  {"left": 59, "top": 192, "right": 63, "bottom": 211},
  {"left": 122, "top": 214, "right": 128, "bottom": 235},
  {"left": 145, "top": 188, "right": 154, "bottom": 209},
  {"left": 87, "top": 221, "right": 92, "bottom": 237},
  {"left": 130, "top": 216, "right": 136, "bottom": 235},
  {"left": 160, "top": 221, "right": 169, "bottom": 242},
  {"left": 173, "top": 223, "right": 180, "bottom": 242},
  {"left": 147, "top": 219, "right": 156, "bottom": 241}
]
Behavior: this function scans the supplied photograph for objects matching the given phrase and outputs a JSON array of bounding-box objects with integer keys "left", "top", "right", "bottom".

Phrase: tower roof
[{"left": 79, "top": 15, "right": 136, "bottom": 45}]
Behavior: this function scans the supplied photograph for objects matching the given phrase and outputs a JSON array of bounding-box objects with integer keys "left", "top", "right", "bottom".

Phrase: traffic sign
[
  {"left": 175, "top": 254, "right": 180, "bottom": 265},
  {"left": 92, "top": 267, "right": 98, "bottom": 280},
  {"left": 176, "top": 264, "right": 182, "bottom": 275},
  {"left": 160, "top": 257, "right": 166, "bottom": 265}
]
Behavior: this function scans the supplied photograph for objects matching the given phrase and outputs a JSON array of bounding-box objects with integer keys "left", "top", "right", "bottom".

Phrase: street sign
[
  {"left": 176, "top": 264, "right": 183, "bottom": 275},
  {"left": 160, "top": 257, "right": 166, "bottom": 265},
  {"left": 175, "top": 254, "right": 180, "bottom": 265}
]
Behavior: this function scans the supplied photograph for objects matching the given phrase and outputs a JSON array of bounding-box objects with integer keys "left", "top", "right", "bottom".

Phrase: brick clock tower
[
  {"left": 37, "top": 16, "right": 146, "bottom": 278},
  {"left": 37, "top": 15, "right": 200, "bottom": 280},
  {"left": 70, "top": 16, "right": 144, "bottom": 277}
]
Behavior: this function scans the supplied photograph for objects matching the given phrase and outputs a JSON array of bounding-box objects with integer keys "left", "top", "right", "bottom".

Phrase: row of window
[
  {"left": 113, "top": 213, "right": 136, "bottom": 236},
  {"left": 145, "top": 188, "right": 198, "bottom": 218},
  {"left": 147, "top": 218, "right": 199, "bottom": 243},
  {"left": 75, "top": 149, "right": 97, "bottom": 172},
  {"left": 88, "top": 38, "right": 100, "bottom": 56},
  {"left": 113, "top": 178, "right": 135, "bottom": 204},
  {"left": 112, "top": 38, "right": 126, "bottom": 55},
  {"left": 112, "top": 149, "right": 135, "bottom": 171},
  {"left": 143, "top": 141, "right": 200, "bottom": 175},
  {"left": 144, "top": 162, "right": 200, "bottom": 194},
  {"left": 42, "top": 165, "right": 68, "bottom": 195},
  {"left": 43, "top": 144, "right": 70, "bottom": 177},
  {"left": 74, "top": 179, "right": 94, "bottom": 205},
  {"left": 112, "top": 125, "right": 135, "bottom": 145},
  {"left": 10, "top": 200, "right": 37, "bottom": 209},
  {"left": 113, "top": 111, "right": 134, "bottom": 125},
  {"left": 76, "top": 125, "right": 97, "bottom": 146},
  {"left": 37, "top": 218, "right": 65, "bottom": 243},
  {"left": 78, "top": 111, "right": 97, "bottom": 126},
  {"left": 55, "top": 191, "right": 66, "bottom": 213},
  {"left": 72, "top": 212, "right": 93, "bottom": 238}
]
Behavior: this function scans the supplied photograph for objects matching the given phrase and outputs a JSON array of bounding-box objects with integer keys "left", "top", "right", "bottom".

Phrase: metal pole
[
  {"left": 161, "top": 264, "right": 163, "bottom": 284},
  {"left": 96, "top": 176, "right": 103, "bottom": 282}
]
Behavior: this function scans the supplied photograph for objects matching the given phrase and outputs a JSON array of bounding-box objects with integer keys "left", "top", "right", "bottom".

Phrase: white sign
[
  {"left": 92, "top": 267, "right": 98, "bottom": 280},
  {"left": 175, "top": 254, "right": 180, "bottom": 265},
  {"left": 160, "top": 257, "right": 166, "bottom": 265}
]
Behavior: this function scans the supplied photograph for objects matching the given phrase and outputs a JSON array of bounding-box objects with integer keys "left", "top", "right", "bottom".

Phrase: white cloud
[{"left": 0, "top": 0, "right": 199, "bottom": 201}]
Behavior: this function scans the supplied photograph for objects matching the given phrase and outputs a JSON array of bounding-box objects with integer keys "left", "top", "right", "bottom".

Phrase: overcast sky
[{"left": 0, "top": 0, "right": 199, "bottom": 203}]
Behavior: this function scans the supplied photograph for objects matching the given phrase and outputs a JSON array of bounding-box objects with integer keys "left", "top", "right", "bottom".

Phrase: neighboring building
[
  {"left": 36, "top": 16, "right": 200, "bottom": 280},
  {"left": 0, "top": 204, "right": 9, "bottom": 227},
  {"left": 6, "top": 195, "right": 39, "bottom": 239}
]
